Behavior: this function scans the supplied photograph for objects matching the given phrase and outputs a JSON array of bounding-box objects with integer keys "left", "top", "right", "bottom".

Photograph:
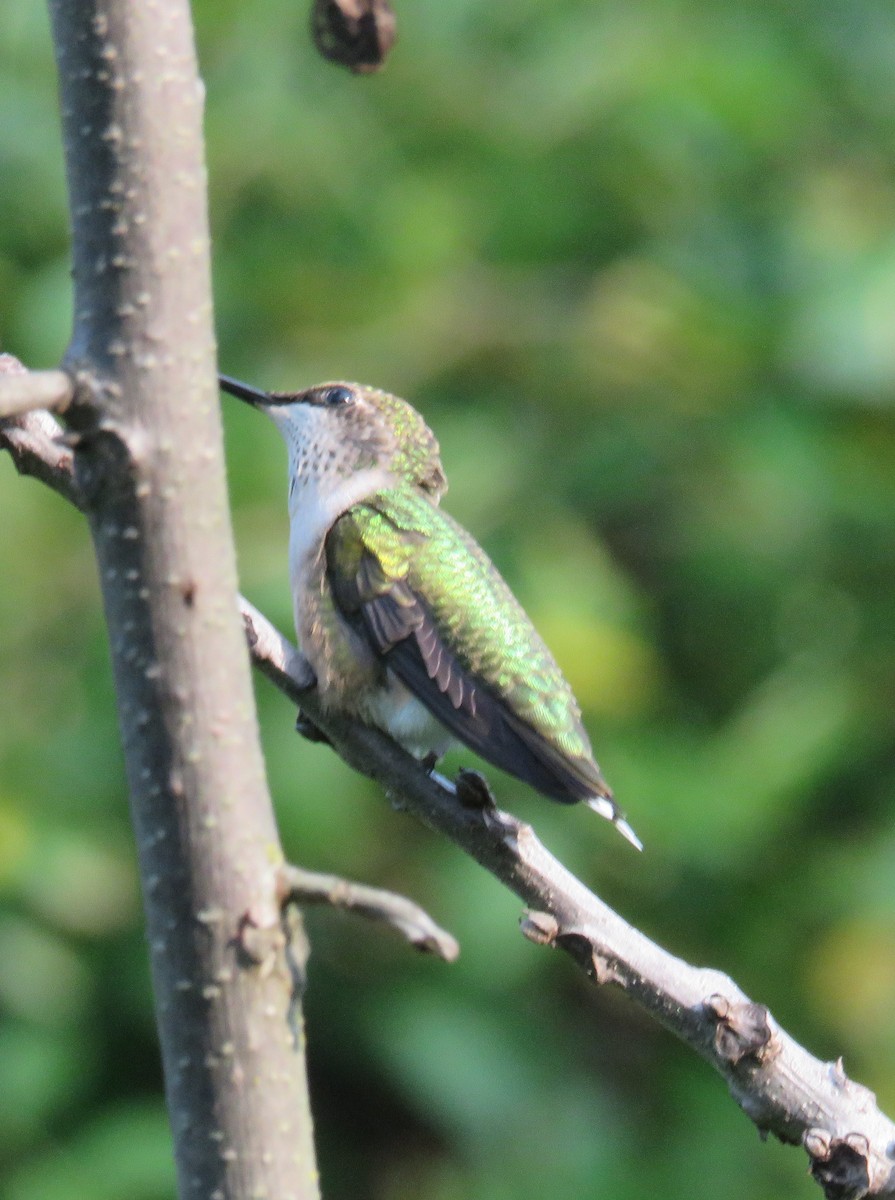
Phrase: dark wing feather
[{"left": 385, "top": 608, "right": 604, "bottom": 802}]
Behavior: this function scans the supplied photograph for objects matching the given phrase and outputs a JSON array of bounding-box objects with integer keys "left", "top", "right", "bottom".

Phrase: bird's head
[{"left": 220, "top": 375, "right": 446, "bottom": 499}]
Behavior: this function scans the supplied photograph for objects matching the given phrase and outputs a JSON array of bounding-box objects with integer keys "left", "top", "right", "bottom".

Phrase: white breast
[
  {"left": 285, "top": 460, "right": 455, "bottom": 761},
  {"left": 287, "top": 465, "right": 393, "bottom": 599}
]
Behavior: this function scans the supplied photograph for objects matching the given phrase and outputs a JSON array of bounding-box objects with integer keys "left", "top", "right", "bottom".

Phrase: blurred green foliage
[{"left": 3, "top": 1, "right": 895, "bottom": 1197}]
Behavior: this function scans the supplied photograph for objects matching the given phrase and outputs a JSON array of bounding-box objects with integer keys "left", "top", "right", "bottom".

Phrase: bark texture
[{"left": 45, "top": 4, "right": 319, "bottom": 1196}]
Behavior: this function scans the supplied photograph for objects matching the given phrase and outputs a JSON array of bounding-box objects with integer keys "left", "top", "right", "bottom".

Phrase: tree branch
[
  {"left": 0, "top": 355, "right": 73, "bottom": 417},
  {"left": 0, "top": 408, "right": 81, "bottom": 507},
  {"left": 5, "top": 387, "right": 895, "bottom": 1199},
  {"left": 278, "top": 864, "right": 460, "bottom": 960},
  {"left": 235, "top": 606, "right": 895, "bottom": 1200},
  {"left": 0, "top": 358, "right": 80, "bottom": 503}
]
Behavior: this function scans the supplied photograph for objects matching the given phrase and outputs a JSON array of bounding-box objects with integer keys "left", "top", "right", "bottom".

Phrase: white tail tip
[{"left": 585, "top": 797, "right": 643, "bottom": 852}]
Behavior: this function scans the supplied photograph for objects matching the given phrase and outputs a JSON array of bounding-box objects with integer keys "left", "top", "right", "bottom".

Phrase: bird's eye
[{"left": 321, "top": 385, "right": 354, "bottom": 407}]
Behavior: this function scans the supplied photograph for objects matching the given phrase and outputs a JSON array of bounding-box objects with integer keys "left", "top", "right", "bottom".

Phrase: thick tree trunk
[{"left": 46, "top": 3, "right": 320, "bottom": 1196}]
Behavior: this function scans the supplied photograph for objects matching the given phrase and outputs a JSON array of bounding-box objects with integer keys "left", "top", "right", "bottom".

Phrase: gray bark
[{"left": 44, "top": 3, "right": 320, "bottom": 1196}]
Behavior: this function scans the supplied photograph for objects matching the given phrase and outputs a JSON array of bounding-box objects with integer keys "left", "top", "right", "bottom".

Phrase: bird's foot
[
  {"left": 295, "top": 709, "right": 332, "bottom": 745},
  {"left": 420, "top": 750, "right": 440, "bottom": 773},
  {"left": 454, "top": 768, "right": 497, "bottom": 811}
]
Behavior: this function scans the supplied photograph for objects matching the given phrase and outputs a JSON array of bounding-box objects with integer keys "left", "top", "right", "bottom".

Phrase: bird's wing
[{"left": 326, "top": 488, "right": 612, "bottom": 804}]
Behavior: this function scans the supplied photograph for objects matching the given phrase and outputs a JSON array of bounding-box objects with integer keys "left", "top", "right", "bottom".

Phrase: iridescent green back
[{"left": 333, "top": 486, "right": 603, "bottom": 790}]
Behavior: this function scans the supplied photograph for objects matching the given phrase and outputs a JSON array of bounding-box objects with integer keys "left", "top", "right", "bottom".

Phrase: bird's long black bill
[{"left": 218, "top": 373, "right": 271, "bottom": 407}]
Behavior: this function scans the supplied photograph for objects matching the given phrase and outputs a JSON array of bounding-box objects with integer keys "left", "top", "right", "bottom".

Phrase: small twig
[
  {"left": 0, "top": 409, "right": 82, "bottom": 508},
  {"left": 278, "top": 863, "right": 459, "bottom": 960},
  {"left": 0, "top": 357, "right": 81, "bottom": 506},
  {"left": 0, "top": 356, "right": 73, "bottom": 418}
]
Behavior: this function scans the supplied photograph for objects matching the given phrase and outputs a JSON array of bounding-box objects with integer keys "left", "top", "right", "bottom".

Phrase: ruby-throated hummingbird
[{"left": 221, "top": 374, "right": 641, "bottom": 850}]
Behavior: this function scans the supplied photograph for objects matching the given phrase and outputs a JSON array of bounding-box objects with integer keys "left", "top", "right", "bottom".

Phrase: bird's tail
[{"left": 586, "top": 796, "right": 643, "bottom": 851}]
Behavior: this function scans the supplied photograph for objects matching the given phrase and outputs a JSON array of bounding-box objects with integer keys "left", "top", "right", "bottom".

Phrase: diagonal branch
[
  {"left": 4, "top": 380, "right": 895, "bottom": 1200},
  {"left": 236, "top": 605, "right": 895, "bottom": 1200}
]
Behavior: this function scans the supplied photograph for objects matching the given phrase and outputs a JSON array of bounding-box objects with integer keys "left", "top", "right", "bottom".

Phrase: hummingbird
[{"left": 220, "top": 374, "right": 641, "bottom": 850}]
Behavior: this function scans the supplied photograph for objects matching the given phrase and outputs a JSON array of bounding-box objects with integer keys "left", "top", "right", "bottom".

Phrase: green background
[{"left": 3, "top": 1, "right": 895, "bottom": 1197}]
